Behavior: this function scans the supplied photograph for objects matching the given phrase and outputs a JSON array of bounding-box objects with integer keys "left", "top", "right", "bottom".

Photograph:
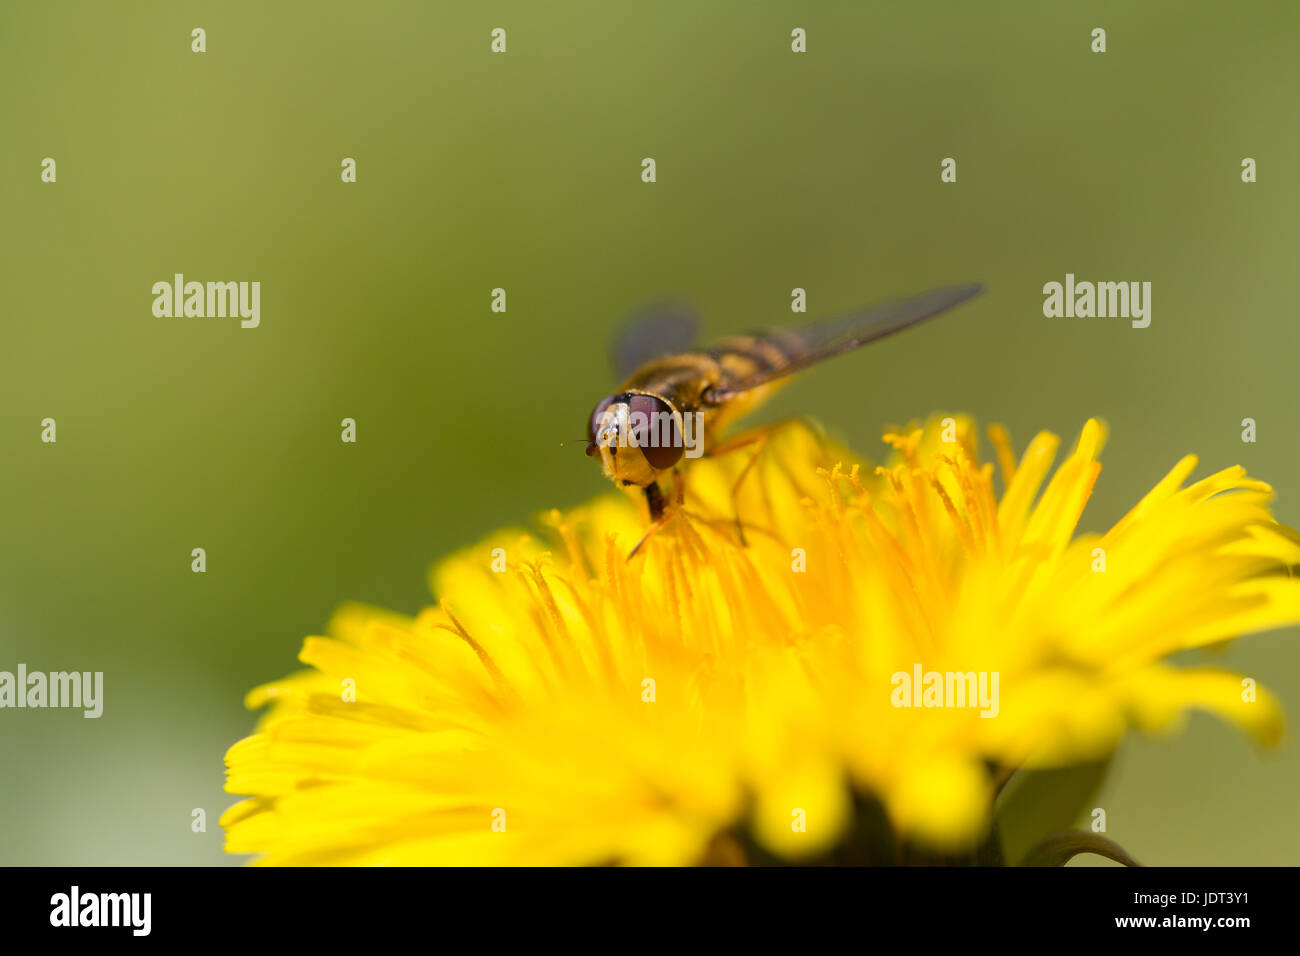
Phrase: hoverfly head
[{"left": 585, "top": 392, "right": 684, "bottom": 485}]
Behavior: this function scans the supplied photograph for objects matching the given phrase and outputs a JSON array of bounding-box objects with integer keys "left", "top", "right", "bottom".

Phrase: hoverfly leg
[
  {"left": 728, "top": 436, "right": 769, "bottom": 547},
  {"left": 672, "top": 466, "right": 687, "bottom": 507},
  {"left": 707, "top": 417, "right": 807, "bottom": 547},
  {"left": 628, "top": 481, "right": 671, "bottom": 560},
  {"left": 627, "top": 514, "right": 670, "bottom": 561}
]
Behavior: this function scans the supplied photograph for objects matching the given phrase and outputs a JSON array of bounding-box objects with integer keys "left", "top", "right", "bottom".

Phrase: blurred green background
[{"left": 2, "top": 0, "right": 1297, "bottom": 865}]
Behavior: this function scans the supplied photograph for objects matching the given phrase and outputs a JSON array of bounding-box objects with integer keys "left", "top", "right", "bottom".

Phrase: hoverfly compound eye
[
  {"left": 588, "top": 396, "right": 617, "bottom": 448},
  {"left": 627, "top": 394, "right": 683, "bottom": 470}
]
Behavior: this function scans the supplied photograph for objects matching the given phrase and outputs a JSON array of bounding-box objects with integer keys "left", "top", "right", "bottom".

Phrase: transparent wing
[
  {"left": 612, "top": 301, "right": 700, "bottom": 381},
  {"left": 706, "top": 282, "right": 983, "bottom": 402}
]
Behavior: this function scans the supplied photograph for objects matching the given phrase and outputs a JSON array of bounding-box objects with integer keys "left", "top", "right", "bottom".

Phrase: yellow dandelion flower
[{"left": 221, "top": 417, "right": 1300, "bottom": 865}]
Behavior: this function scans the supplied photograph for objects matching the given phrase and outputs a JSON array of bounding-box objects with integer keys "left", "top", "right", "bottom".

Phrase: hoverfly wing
[
  {"left": 612, "top": 301, "right": 700, "bottom": 381},
  {"left": 705, "top": 282, "right": 983, "bottom": 403}
]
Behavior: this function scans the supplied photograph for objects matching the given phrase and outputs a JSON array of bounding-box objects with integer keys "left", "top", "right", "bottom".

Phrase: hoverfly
[{"left": 585, "top": 283, "right": 983, "bottom": 544}]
